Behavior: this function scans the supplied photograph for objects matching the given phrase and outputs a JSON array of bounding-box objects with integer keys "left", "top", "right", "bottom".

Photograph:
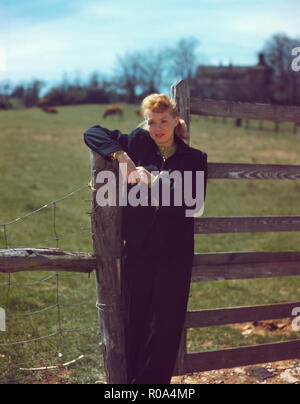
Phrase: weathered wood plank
[
  {"left": 191, "top": 251, "right": 300, "bottom": 281},
  {"left": 194, "top": 216, "right": 300, "bottom": 234},
  {"left": 186, "top": 302, "right": 300, "bottom": 328},
  {"left": 190, "top": 97, "right": 300, "bottom": 123},
  {"left": 207, "top": 162, "right": 300, "bottom": 180},
  {"left": 0, "top": 248, "right": 95, "bottom": 274},
  {"left": 172, "top": 80, "right": 191, "bottom": 140},
  {"left": 182, "top": 340, "right": 300, "bottom": 374},
  {"left": 2, "top": 250, "right": 300, "bottom": 282}
]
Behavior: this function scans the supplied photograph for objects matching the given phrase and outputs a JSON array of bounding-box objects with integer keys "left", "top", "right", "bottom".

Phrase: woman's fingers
[
  {"left": 136, "top": 167, "right": 150, "bottom": 184},
  {"left": 117, "top": 154, "right": 138, "bottom": 183},
  {"left": 128, "top": 170, "right": 140, "bottom": 185},
  {"left": 120, "top": 163, "right": 151, "bottom": 185},
  {"left": 127, "top": 167, "right": 150, "bottom": 185}
]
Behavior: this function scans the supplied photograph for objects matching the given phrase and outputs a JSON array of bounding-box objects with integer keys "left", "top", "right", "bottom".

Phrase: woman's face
[{"left": 144, "top": 109, "right": 179, "bottom": 147}]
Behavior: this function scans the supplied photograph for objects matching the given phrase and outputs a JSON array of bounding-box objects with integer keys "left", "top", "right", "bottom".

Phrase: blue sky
[{"left": 0, "top": 0, "right": 299, "bottom": 86}]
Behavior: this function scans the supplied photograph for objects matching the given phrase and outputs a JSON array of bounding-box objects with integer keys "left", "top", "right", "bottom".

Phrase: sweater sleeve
[{"left": 83, "top": 125, "right": 129, "bottom": 161}]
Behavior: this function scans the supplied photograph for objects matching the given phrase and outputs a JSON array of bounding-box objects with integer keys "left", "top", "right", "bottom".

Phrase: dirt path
[
  {"left": 171, "top": 359, "right": 300, "bottom": 384},
  {"left": 171, "top": 318, "right": 300, "bottom": 384}
]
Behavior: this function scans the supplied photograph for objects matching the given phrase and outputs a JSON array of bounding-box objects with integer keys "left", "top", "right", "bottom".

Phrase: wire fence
[{"left": 0, "top": 185, "right": 104, "bottom": 384}]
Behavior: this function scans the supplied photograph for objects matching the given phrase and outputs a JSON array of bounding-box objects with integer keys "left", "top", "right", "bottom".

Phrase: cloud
[{"left": 0, "top": 0, "right": 299, "bottom": 84}]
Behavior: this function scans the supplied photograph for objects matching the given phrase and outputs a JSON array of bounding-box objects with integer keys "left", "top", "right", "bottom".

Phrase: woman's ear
[{"left": 174, "top": 116, "right": 179, "bottom": 126}]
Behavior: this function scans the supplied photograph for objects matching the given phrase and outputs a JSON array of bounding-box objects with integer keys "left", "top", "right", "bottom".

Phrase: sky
[{"left": 0, "top": 0, "right": 299, "bottom": 87}]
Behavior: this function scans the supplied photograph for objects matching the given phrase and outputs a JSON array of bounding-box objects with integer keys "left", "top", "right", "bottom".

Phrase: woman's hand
[
  {"left": 135, "top": 166, "right": 157, "bottom": 187},
  {"left": 116, "top": 151, "right": 156, "bottom": 186},
  {"left": 116, "top": 151, "right": 140, "bottom": 185}
]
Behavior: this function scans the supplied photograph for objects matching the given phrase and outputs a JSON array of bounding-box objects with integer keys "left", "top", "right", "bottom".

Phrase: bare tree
[
  {"left": 114, "top": 51, "right": 145, "bottom": 103},
  {"left": 138, "top": 49, "right": 167, "bottom": 95},
  {"left": 113, "top": 38, "right": 201, "bottom": 102},
  {"left": 0, "top": 80, "right": 12, "bottom": 109},
  {"left": 262, "top": 33, "right": 300, "bottom": 105},
  {"left": 166, "top": 37, "right": 200, "bottom": 83},
  {"left": 88, "top": 71, "right": 100, "bottom": 90}
]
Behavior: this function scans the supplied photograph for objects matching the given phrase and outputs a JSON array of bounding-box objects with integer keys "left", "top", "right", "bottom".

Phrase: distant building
[{"left": 191, "top": 53, "right": 273, "bottom": 103}]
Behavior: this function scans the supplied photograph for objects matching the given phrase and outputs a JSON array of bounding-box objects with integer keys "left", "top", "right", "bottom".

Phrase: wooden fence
[
  {"left": 1, "top": 80, "right": 300, "bottom": 384},
  {"left": 172, "top": 80, "right": 300, "bottom": 376}
]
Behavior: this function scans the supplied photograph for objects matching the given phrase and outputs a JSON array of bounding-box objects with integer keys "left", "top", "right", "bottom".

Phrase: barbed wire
[
  {"left": 0, "top": 184, "right": 89, "bottom": 227},
  {"left": 0, "top": 183, "right": 103, "bottom": 384},
  {"left": 6, "top": 228, "right": 91, "bottom": 250}
]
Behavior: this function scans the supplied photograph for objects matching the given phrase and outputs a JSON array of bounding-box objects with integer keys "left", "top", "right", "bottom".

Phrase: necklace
[{"left": 158, "top": 143, "right": 177, "bottom": 162}]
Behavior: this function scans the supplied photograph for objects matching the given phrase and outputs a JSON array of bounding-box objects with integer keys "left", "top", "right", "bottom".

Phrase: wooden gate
[{"left": 172, "top": 80, "right": 300, "bottom": 375}]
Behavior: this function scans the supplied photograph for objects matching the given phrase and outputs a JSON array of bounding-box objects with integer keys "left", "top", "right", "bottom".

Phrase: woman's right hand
[{"left": 116, "top": 151, "right": 140, "bottom": 185}]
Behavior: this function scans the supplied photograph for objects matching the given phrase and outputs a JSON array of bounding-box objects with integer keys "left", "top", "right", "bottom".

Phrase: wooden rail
[
  {"left": 0, "top": 248, "right": 95, "bottom": 274},
  {"left": 185, "top": 340, "right": 300, "bottom": 373},
  {"left": 1, "top": 250, "right": 300, "bottom": 282},
  {"left": 190, "top": 97, "right": 300, "bottom": 122}
]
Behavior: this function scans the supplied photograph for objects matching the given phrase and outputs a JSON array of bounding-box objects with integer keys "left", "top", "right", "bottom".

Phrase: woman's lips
[{"left": 155, "top": 133, "right": 165, "bottom": 138}]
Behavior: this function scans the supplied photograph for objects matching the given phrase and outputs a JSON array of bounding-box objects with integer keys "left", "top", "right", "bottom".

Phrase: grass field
[{"left": 0, "top": 103, "right": 300, "bottom": 384}]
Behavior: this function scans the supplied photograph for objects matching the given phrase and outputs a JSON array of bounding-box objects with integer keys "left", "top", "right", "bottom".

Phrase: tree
[
  {"left": 113, "top": 38, "right": 200, "bottom": 102},
  {"left": 114, "top": 51, "right": 145, "bottom": 103},
  {"left": 11, "top": 84, "right": 25, "bottom": 99},
  {"left": 23, "top": 80, "right": 45, "bottom": 107},
  {"left": 262, "top": 33, "right": 300, "bottom": 105},
  {"left": 88, "top": 71, "right": 100, "bottom": 90},
  {"left": 166, "top": 37, "right": 200, "bottom": 84},
  {"left": 0, "top": 80, "right": 12, "bottom": 109},
  {"left": 137, "top": 48, "right": 168, "bottom": 96},
  {"left": 86, "top": 72, "right": 109, "bottom": 104}
]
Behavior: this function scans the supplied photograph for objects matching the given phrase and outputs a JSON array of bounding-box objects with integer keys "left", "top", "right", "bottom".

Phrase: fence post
[
  {"left": 294, "top": 122, "right": 300, "bottom": 136},
  {"left": 171, "top": 80, "right": 190, "bottom": 375},
  {"left": 171, "top": 80, "right": 191, "bottom": 145},
  {"left": 89, "top": 150, "right": 127, "bottom": 384}
]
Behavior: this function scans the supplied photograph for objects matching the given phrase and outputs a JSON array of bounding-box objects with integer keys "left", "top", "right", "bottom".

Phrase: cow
[
  {"left": 42, "top": 106, "right": 58, "bottom": 114},
  {"left": 38, "top": 98, "right": 58, "bottom": 114},
  {"left": 103, "top": 106, "right": 123, "bottom": 119}
]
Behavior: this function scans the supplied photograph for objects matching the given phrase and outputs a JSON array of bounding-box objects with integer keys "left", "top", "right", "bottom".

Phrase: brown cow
[
  {"left": 42, "top": 106, "right": 58, "bottom": 114},
  {"left": 103, "top": 105, "right": 123, "bottom": 119},
  {"left": 38, "top": 98, "right": 58, "bottom": 114}
]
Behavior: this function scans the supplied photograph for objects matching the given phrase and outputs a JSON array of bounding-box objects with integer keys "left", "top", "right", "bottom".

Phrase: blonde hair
[{"left": 140, "top": 93, "right": 189, "bottom": 141}]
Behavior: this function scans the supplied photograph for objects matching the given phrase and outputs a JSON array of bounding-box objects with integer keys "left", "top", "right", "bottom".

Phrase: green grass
[{"left": 0, "top": 105, "right": 300, "bottom": 383}]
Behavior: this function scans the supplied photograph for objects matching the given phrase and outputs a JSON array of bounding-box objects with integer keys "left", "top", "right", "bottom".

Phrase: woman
[{"left": 84, "top": 93, "right": 208, "bottom": 384}]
